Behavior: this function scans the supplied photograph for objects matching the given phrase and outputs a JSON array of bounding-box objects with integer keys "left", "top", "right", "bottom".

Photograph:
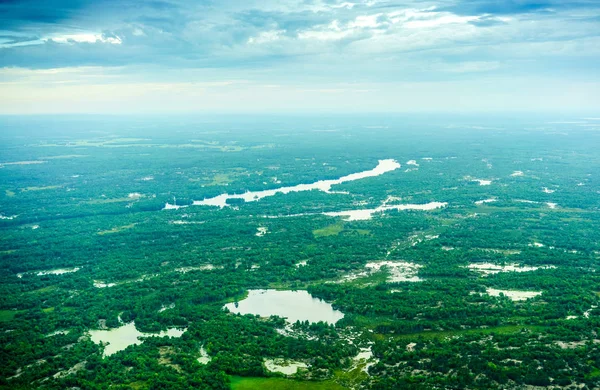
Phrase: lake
[
  {"left": 89, "top": 322, "right": 186, "bottom": 356},
  {"left": 224, "top": 289, "right": 344, "bottom": 325}
]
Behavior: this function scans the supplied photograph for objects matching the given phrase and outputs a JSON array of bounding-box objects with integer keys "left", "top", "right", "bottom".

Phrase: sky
[{"left": 0, "top": 0, "right": 599, "bottom": 114}]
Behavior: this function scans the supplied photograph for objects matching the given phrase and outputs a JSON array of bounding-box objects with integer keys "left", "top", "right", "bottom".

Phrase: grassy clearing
[
  {"left": 471, "top": 248, "right": 521, "bottom": 255},
  {"left": 333, "top": 365, "right": 369, "bottom": 389},
  {"left": 313, "top": 223, "right": 344, "bottom": 238},
  {"left": 380, "top": 325, "right": 548, "bottom": 341},
  {"left": 85, "top": 197, "right": 134, "bottom": 205},
  {"left": 210, "top": 173, "right": 232, "bottom": 186},
  {"left": 26, "top": 286, "right": 58, "bottom": 294},
  {"left": 0, "top": 309, "right": 25, "bottom": 322},
  {"left": 22, "top": 185, "right": 62, "bottom": 192},
  {"left": 586, "top": 368, "right": 600, "bottom": 379},
  {"left": 342, "top": 271, "right": 389, "bottom": 287},
  {"left": 128, "top": 381, "right": 148, "bottom": 390},
  {"left": 98, "top": 223, "right": 137, "bottom": 235},
  {"left": 230, "top": 376, "right": 346, "bottom": 390},
  {"left": 473, "top": 205, "right": 589, "bottom": 214}
]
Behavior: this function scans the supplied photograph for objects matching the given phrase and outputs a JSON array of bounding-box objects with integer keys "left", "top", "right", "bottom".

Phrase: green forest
[{"left": 1, "top": 114, "right": 600, "bottom": 389}]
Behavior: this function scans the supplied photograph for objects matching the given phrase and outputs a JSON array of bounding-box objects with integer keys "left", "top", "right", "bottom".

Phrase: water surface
[
  {"left": 194, "top": 159, "right": 401, "bottom": 208},
  {"left": 323, "top": 202, "right": 447, "bottom": 221},
  {"left": 224, "top": 289, "right": 344, "bottom": 324},
  {"left": 89, "top": 322, "right": 186, "bottom": 356}
]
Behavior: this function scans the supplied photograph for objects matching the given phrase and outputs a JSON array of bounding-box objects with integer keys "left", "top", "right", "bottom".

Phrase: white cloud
[
  {"left": 0, "top": 0, "right": 598, "bottom": 114},
  {"left": 348, "top": 14, "right": 383, "bottom": 28},
  {"left": 247, "top": 30, "right": 286, "bottom": 44},
  {"left": 403, "top": 13, "right": 481, "bottom": 28},
  {"left": 296, "top": 8, "right": 483, "bottom": 43},
  {"left": 47, "top": 33, "right": 122, "bottom": 45}
]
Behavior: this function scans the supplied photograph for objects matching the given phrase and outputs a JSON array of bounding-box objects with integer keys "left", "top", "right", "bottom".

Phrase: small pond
[{"left": 224, "top": 289, "right": 344, "bottom": 325}]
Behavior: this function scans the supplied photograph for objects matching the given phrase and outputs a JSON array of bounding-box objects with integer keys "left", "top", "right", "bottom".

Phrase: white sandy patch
[
  {"left": 141, "top": 176, "right": 154, "bottom": 181},
  {"left": 193, "top": 159, "right": 401, "bottom": 208},
  {"left": 406, "top": 160, "right": 419, "bottom": 166},
  {"left": 264, "top": 359, "right": 308, "bottom": 375},
  {"left": 36, "top": 267, "right": 81, "bottom": 276},
  {"left": 92, "top": 275, "right": 155, "bottom": 288},
  {"left": 441, "top": 246, "right": 454, "bottom": 251},
  {"left": 566, "top": 315, "right": 578, "bottom": 320},
  {"left": 323, "top": 202, "right": 447, "bottom": 221},
  {"left": 158, "top": 303, "right": 175, "bottom": 313},
  {"left": 352, "top": 346, "right": 378, "bottom": 374},
  {"left": 295, "top": 260, "right": 308, "bottom": 268},
  {"left": 546, "top": 202, "right": 558, "bottom": 209},
  {"left": 584, "top": 306, "right": 597, "bottom": 318},
  {"left": 475, "top": 198, "right": 497, "bottom": 205},
  {"left": 0, "top": 160, "right": 47, "bottom": 167},
  {"left": 365, "top": 260, "right": 422, "bottom": 282},
  {"left": 542, "top": 187, "right": 555, "bottom": 194},
  {"left": 46, "top": 330, "right": 70, "bottom": 337},
  {"left": 197, "top": 346, "right": 211, "bottom": 364},
  {"left": 163, "top": 202, "right": 187, "bottom": 210},
  {"left": 53, "top": 361, "right": 87, "bottom": 379},
  {"left": 170, "top": 220, "right": 204, "bottom": 225},
  {"left": 128, "top": 193, "right": 143, "bottom": 199},
  {"left": 93, "top": 281, "right": 117, "bottom": 288},
  {"left": 530, "top": 242, "right": 545, "bottom": 248},
  {"left": 465, "top": 176, "right": 492, "bottom": 185},
  {"left": 515, "top": 199, "right": 539, "bottom": 204},
  {"left": 510, "top": 171, "right": 524, "bottom": 177},
  {"left": 175, "top": 265, "right": 220, "bottom": 273},
  {"left": 486, "top": 288, "right": 541, "bottom": 301},
  {"left": 476, "top": 248, "right": 521, "bottom": 255},
  {"left": 255, "top": 227, "right": 268, "bottom": 237},
  {"left": 555, "top": 341, "right": 586, "bottom": 349},
  {"left": 381, "top": 196, "right": 402, "bottom": 205},
  {"left": 467, "top": 263, "right": 555, "bottom": 276}
]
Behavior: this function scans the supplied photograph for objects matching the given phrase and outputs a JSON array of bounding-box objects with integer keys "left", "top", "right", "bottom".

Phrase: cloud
[
  {"left": 0, "top": 0, "right": 598, "bottom": 113},
  {"left": 48, "top": 33, "right": 122, "bottom": 44},
  {"left": 442, "top": 0, "right": 600, "bottom": 16},
  {"left": 1, "top": 0, "right": 598, "bottom": 68}
]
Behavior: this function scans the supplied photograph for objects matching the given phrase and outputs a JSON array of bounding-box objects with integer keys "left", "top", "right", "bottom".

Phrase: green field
[{"left": 230, "top": 377, "right": 347, "bottom": 390}]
